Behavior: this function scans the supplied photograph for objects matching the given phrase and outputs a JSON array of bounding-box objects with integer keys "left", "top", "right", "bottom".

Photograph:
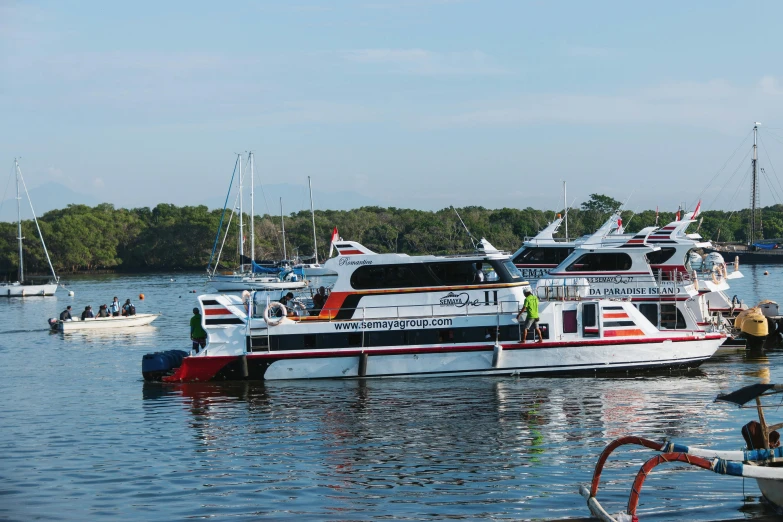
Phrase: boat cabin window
[
  {"left": 350, "top": 264, "right": 437, "bottom": 290},
  {"left": 582, "top": 303, "right": 598, "bottom": 337},
  {"left": 562, "top": 310, "right": 578, "bottom": 333},
  {"left": 660, "top": 304, "right": 686, "bottom": 329},
  {"left": 513, "top": 247, "right": 573, "bottom": 265},
  {"left": 564, "top": 252, "right": 633, "bottom": 272},
  {"left": 638, "top": 303, "right": 658, "bottom": 326},
  {"left": 502, "top": 260, "right": 522, "bottom": 279},
  {"left": 427, "top": 261, "right": 486, "bottom": 285},
  {"left": 645, "top": 248, "right": 677, "bottom": 265}
]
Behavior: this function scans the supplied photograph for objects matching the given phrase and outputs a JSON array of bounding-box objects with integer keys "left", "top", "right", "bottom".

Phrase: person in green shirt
[
  {"left": 190, "top": 307, "right": 207, "bottom": 353},
  {"left": 516, "top": 287, "right": 543, "bottom": 343}
]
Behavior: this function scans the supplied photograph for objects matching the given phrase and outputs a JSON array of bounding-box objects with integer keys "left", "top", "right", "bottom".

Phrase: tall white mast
[
  {"left": 280, "top": 197, "right": 287, "bottom": 260},
  {"left": 308, "top": 176, "right": 318, "bottom": 263},
  {"left": 563, "top": 180, "right": 568, "bottom": 241},
  {"left": 238, "top": 154, "right": 244, "bottom": 266},
  {"left": 250, "top": 151, "right": 255, "bottom": 265},
  {"left": 15, "top": 159, "right": 23, "bottom": 283},
  {"left": 750, "top": 122, "right": 761, "bottom": 245}
]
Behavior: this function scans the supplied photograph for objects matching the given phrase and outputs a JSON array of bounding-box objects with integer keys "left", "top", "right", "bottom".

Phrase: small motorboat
[
  {"left": 49, "top": 313, "right": 161, "bottom": 332},
  {"left": 580, "top": 383, "right": 783, "bottom": 521}
]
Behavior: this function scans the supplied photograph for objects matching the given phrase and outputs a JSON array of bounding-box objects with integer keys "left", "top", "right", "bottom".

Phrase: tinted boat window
[
  {"left": 513, "top": 247, "right": 573, "bottom": 265},
  {"left": 645, "top": 248, "right": 677, "bottom": 265},
  {"left": 427, "top": 261, "right": 485, "bottom": 285},
  {"left": 502, "top": 260, "right": 522, "bottom": 279},
  {"left": 564, "top": 252, "right": 633, "bottom": 272},
  {"left": 350, "top": 264, "right": 438, "bottom": 290}
]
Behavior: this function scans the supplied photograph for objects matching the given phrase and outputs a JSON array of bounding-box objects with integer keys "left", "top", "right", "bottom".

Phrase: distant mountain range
[
  {"left": 0, "top": 182, "right": 378, "bottom": 222},
  {"left": 0, "top": 182, "right": 101, "bottom": 222}
]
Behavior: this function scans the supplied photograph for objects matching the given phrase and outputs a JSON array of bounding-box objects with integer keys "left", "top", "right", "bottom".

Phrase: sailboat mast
[
  {"left": 563, "top": 180, "right": 568, "bottom": 241},
  {"left": 308, "top": 176, "right": 318, "bottom": 263},
  {"left": 250, "top": 151, "right": 255, "bottom": 265},
  {"left": 280, "top": 197, "right": 287, "bottom": 260},
  {"left": 238, "top": 154, "right": 244, "bottom": 266},
  {"left": 750, "top": 122, "right": 760, "bottom": 245},
  {"left": 15, "top": 159, "right": 23, "bottom": 283}
]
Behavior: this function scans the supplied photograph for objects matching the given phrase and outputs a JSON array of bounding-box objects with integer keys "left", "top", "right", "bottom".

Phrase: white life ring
[{"left": 263, "top": 302, "right": 287, "bottom": 326}]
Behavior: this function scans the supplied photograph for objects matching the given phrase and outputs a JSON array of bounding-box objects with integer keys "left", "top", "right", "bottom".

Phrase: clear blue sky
[{"left": 3, "top": 0, "right": 783, "bottom": 213}]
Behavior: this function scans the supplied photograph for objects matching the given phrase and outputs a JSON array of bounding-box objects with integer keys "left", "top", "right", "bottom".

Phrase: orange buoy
[
  {"left": 139, "top": 293, "right": 145, "bottom": 300},
  {"left": 764, "top": 271, "right": 769, "bottom": 276}
]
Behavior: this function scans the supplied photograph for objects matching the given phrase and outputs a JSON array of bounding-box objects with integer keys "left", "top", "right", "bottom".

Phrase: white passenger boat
[
  {"left": 1, "top": 159, "right": 59, "bottom": 297},
  {"left": 143, "top": 239, "right": 724, "bottom": 383},
  {"left": 581, "top": 383, "right": 783, "bottom": 521},
  {"left": 51, "top": 313, "right": 160, "bottom": 332}
]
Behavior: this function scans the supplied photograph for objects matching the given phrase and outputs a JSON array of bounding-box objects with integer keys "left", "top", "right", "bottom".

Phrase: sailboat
[
  {"left": 0, "top": 159, "right": 59, "bottom": 297},
  {"left": 206, "top": 153, "right": 307, "bottom": 292},
  {"left": 292, "top": 177, "right": 337, "bottom": 278},
  {"left": 706, "top": 123, "right": 783, "bottom": 264}
]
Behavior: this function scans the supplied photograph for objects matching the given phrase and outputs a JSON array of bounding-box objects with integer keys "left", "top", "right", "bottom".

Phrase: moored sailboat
[{"left": 0, "top": 159, "right": 59, "bottom": 297}]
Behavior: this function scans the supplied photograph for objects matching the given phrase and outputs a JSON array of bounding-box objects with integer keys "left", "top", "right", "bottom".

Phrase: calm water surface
[{"left": 2, "top": 266, "right": 783, "bottom": 521}]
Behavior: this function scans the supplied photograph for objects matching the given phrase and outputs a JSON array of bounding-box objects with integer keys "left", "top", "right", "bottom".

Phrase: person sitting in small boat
[
  {"left": 109, "top": 297, "right": 121, "bottom": 317},
  {"left": 122, "top": 299, "right": 136, "bottom": 316},
  {"left": 81, "top": 305, "right": 95, "bottom": 320},
  {"left": 60, "top": 305, "right": 73, "bottom": 321},
  {"left": 96, "top": 304, "right": 110, "bottom": 318}
]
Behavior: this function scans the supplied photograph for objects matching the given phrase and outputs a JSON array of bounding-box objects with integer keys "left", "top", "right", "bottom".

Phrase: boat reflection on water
[{"left": 58, "top": 324, "right": 159, "bottom": 344}]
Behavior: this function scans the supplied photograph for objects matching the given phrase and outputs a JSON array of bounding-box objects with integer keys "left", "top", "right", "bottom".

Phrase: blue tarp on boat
[{"left": 753, "top": 243, "right": 779, "bottom": 250}]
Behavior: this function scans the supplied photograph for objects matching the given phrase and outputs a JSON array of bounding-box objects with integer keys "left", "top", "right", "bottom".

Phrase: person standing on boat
[
  {"left": 517, "top": 288, "right": 543, "bottom": 343},
  {"left": 81, "top": 305, "right": 94, "bottom": 320},
  {"left": 60, "top": 305, "right": 73, "bottom": 321},
  {"left": 190, "top": 307, "right": 207, "bottom": 353},
  {"left": 110, "top": 297, "right": 121, "bottom": 317}
]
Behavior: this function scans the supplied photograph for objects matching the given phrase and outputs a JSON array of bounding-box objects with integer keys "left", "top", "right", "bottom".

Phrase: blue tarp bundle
[
  {"left": 251, "top": 261, "right": 283, "bottom": 275},
  {"left": 753, "top": 243, "right": 779, "bottom": 250}
]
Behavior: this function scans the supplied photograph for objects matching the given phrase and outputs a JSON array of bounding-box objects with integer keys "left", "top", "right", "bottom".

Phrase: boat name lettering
[
  {"left": 520, "top": 268, "right": 549, "bottom": 279},
  {"left": 439, "top": 291, "right": 480, "bottom": 308},
  {"left": 338, "top": 258, "right": 373, "bottom": 266},
  {"left": 588, "top": 287, "right": 682, "bottom": 296},
  {"left": 587, "top": 276, "right": 634, "bottom": 284}
]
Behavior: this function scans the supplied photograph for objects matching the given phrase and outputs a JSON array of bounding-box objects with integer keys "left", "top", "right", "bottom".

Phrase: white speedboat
[
  {"left": 1, "top": 159, "right": 59, "bottom": 297},
  {"left": 581, "top": 383, "right": 783, "bottom": 521},
  {"left": 143, "top": 239, "right": 724, "bottom": 383},
  {"left": 208, "top": 274, "right": 307, "bottom": 292},
  {"left": 50, "top": 313, "right": 160, "bottom": 332}
]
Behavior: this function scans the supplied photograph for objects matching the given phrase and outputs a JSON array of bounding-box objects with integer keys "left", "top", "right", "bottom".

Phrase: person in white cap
[{"left": 516, "top": 287, "right": 543, "bottom": 343}]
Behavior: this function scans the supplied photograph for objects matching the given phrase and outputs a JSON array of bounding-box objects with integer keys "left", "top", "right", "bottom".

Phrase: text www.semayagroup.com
[{"left": 333, "top": 318, "right": 452, "bottom": 331}]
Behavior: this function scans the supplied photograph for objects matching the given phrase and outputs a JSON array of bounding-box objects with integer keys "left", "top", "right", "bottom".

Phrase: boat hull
[
  {"left": 58, "top": 313, "right": 160, "bottom": 331},
  {"left": 160, "top": 336, "right": 722, "bottom": 382},
  {"left": 0, "top": 282, "right": 57, "bottom": 297}
]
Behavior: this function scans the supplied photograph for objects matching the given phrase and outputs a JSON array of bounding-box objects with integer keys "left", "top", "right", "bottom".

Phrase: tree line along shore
[{"left": 1, "top": 194, "right": 781, "bottom": 276}]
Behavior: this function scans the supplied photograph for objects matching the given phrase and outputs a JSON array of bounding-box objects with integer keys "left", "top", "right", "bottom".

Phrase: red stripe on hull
[
  {"left": 163, "top": 356, "right": 236, "bottom": 382},
  {"left": 204, "top": 308, "right": 231, "bottom": 316}
]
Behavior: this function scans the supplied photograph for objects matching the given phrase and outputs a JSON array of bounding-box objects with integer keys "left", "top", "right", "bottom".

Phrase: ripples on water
[{"left": 1, "top": 269, "right": 783, "bottom": 521}]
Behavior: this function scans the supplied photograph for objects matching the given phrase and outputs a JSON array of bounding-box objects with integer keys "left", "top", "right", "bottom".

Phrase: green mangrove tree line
[{"left": 0, "top": 194, "right": 780, "bottom": 276}]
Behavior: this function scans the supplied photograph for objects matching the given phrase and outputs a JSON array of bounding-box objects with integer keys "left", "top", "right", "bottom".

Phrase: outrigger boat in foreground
[
  {"left": 50, "top": 313, "right": 160, "bottom": 332},
  {"left": 581, "top": 383, "right": 783, "bottom": 521},
  {"left": 143, "top": 239, "right": 724, "bottom": 382}
]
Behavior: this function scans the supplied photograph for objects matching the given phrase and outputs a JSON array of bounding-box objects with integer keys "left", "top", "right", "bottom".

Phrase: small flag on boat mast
[{"left": 328, "top": 227, "right": 339, "bottom": 257}]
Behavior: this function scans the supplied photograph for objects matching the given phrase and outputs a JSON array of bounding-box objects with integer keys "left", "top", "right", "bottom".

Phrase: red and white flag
[{"left": 328, "top": 227, "right": 339, "bottom": 257}]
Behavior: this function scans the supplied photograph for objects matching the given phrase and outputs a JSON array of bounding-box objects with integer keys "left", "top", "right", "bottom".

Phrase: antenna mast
[
  {"left": 238, "top": 153, "right": 244, "bottom": 267},
  {"left": 15, "top": 159, "right": 23, "bottom": 283},
  {"left": 249, "top": 151, "right": 255, "bottom": 265},
  {"left": 308, "top": 176, "right": 318, "bottom": 263},
  {"left": 563, "top": 181, "right": 568, "bottom": 241},
  {"left": 280, "top": 197, "right": 287, "bottom": 260}
]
